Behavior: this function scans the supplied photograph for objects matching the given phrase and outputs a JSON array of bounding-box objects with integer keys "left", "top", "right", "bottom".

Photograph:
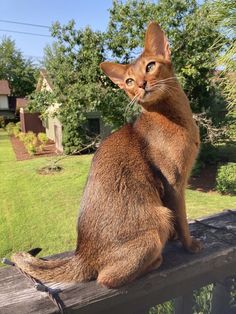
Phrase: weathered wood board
[{"left": 0, "top": 210, "right": 235, "bottom": 314}]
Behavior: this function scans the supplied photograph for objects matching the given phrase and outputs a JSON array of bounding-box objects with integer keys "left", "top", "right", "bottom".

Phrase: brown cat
[{"left": 12, "top": 22, "right": 202, "bottom": 288}]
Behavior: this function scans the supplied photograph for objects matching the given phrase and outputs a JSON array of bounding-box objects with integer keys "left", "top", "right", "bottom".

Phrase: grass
[{"left": 0, "top": 129, "right": 236, "bottom": 261}]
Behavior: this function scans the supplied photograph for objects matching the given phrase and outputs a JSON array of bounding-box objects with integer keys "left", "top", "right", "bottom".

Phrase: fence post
[
  {"left": 211, "top": 278, "right": 233, "bottom": 314},
  {"left": 174, "top": 291, "right": 194, "bottom": 314}
]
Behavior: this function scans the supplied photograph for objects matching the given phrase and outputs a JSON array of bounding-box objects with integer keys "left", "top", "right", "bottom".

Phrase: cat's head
[{"left": 100, "top": 22, "right": 174, "bottom": 107}]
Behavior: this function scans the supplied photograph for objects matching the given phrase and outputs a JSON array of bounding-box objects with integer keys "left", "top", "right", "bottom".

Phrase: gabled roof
[
  {"left": 16, "top": 98, "right": 29, "bottom": 110},
  {"left": 36, "top": 69, "right": 54, "bottom": 92},
  {"left": 0, "top": 80, "right": 10, "bottom": 95}
]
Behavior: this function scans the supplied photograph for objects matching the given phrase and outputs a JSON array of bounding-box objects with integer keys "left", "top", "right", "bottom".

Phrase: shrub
[
  {"left": 198, "top": 143, "right": 219, "bottom": 166},
  {"left": 22, "top": 131, "right": 37, "bottom": 145},
  {"left": 191, "top": 159, "right": 204, "bottom": 177},
  {"left": 13, "top": 126, "right": 20, "bottom": 137},
  {"left": 25, "top": 142, "right": 37, "bottom": 156},
  {"left": 5, "top": 122, "right": 15, "bottom": 135},
  {"left": 22, "top": 132, "right": 37, "bottom": 156},
  {"left": 18, "top": 132, "right": 26, "bottom": 142},
  {"left": 15, "top": 121, "right": 21, "bottom": 130},
  {"left": 216, "top": 163, "right": 236, "bottom": 195},
  {"left": 0, "top": 115, "right": 5, "bottom": 128},
  {"left": 37, "top": 132, "right": 48, "bottom": 151}
]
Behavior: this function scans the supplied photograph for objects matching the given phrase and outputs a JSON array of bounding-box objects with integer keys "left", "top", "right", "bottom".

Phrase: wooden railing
[{"left": 0, "top": 210, "right": 235, "bottom": 314}]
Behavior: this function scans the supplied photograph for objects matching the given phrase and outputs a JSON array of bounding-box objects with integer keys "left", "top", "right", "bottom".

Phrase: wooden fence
[{"left": 0, "top": 210, "right": 235, "bottom": 314}]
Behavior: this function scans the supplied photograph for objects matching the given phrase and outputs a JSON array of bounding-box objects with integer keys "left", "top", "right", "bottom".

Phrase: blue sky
[{"left": 0, "top": 0, "right": 114, "bottom": 63}]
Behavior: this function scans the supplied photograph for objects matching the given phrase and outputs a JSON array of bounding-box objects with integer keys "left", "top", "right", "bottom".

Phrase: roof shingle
[{"left": 0, "top": 80, "right": 10, "bottom": 95}]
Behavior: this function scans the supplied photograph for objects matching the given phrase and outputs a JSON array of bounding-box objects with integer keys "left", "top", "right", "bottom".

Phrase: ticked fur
[{"left": 12, "top": 22, "right": 202, "bottom": 288}]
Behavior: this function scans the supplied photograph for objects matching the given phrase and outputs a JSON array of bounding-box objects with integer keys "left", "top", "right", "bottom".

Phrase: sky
[{"left": 0, "top": 0, "right": 114, "bottom": 63}]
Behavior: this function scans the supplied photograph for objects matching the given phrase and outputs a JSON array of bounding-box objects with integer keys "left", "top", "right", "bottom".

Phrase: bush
[
  {"left": 25, "top": 142, "right": 37, "bottom": 156},
  {"left": 216, "top": 163, "right": 236, "bottom": 195},
  {"left": 37, "top": 132, "right": 48, "bottom": 151},
  {"left": 21, "top": 131, "right": 37, "bottom": 156},
  {"left": 13, "top": 126, "right": 20, "bottom": 137},
  {"left": 5, "top": 122, "right": 16, "bottom": 135},
  {"left": 0, "top": 116, "right": 5, "bottom": 128},
  {"left": 17, "top": 132, "right": 26, "bottom": 142},
  {"left": 198, "top": 143, "right": 219, "bottom": 166},
  {"left": 22, "top": 131, "right": 37, "bottom": 145}
]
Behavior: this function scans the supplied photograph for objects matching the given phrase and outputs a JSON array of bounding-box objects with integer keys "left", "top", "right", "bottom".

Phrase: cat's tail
[{"left": 11, "top": 252, "right": 89, "bottom": 282}]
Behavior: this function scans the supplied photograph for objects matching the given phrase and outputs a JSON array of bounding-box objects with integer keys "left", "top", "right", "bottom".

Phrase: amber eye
[
  {"left": 146, "top": 62, "right": 156, "bottom": 73},
  {"left": 126, "top": 78, "right": 134, "bottom": 86}
]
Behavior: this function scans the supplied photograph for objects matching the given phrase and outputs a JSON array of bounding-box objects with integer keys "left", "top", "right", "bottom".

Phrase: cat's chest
[{"left": 136, "top": 117, "right": 199, "bottom": 186}]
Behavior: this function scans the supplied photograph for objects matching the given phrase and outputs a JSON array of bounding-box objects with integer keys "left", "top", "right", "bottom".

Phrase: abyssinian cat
[{"left": 12, "top": 22, "right": 202, "bottom": 288}]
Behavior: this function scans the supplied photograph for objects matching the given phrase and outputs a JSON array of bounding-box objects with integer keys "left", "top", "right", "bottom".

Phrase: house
[
  {"left": 0, "top": 80, "right": 10, "bottom": 109},
  {"left": 36, "top": 70, "right": 112, "bottom": 153},
  {"left": 0, "top": 80, "right": 32, "bottom": 123},
  {"left": 0, "top": 80, "right": 14, "bottom": 120}
]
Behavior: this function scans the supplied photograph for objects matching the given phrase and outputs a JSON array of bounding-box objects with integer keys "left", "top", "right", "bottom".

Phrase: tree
[
  {"left": 107, "top": 0, "right": 225, "bottom": 115},
  {"left": 206, "top": 0, "right": 236, "bottom": 139},
  {"left": 0, "top": 37, "right": 37, "bottom": 96},
  {"left": 31, "top": 20, "right": 127, "bottom": 153}
]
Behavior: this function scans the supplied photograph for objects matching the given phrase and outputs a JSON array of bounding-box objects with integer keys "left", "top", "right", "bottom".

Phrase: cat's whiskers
[
  {"left": 148, "top": 80, "right": 179, "bottom": 94},
  {"left": 148, "top": 83, "right": 175, "bottom": 98},
  {"left": 124, "top": 94, "right": 139, "bottom": 120},
  {"left": 148, "top": 77, "right": 177, "bottom": 88}
]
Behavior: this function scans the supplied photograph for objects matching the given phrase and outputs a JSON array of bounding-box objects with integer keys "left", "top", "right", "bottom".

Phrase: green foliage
[
  {"left": 25, "top": 142, "right": 37, "bottom": 156},
  {"left": 0, "top": 116, "right": 5, "bottom": 128},
  {"left": 22, "top": 131, "right": 37, "bottom": 145},
  {"left": 28, "top": 0, "right": 232, "bottom": 153},
  {"left": 198, "top": 143, "right": 219, "bottom": 166},
  {"left": 37, "top": 132, "right": 48, "bottom": 151},
  {"left": 18, "top": 132, "right": 26, "bottom": 142},
  {"left": 193, "top": 284, "right": 214, "bottom": 314},
  {"left": 206, "top": 0, "right": 236, "bottom": 140},
  {"left": 38, "top": 132, "right": 48, "bottom": 144},
  {"left": 11, "top": 122, "right": 21, "bottom": 137},
  {"left": 20, "top": 131, "right": 38, "bottom": 156},
  {"left": 191, "top": 158, "right": 204, "bottom": 177},
  {"left": 0, "top": 37, "right": 38, "bottom": 96},
  {"left": 28, "top": 90, "right": 56, "bottom": 118},
  {"left": 36, "top": 20, "right": 130, "bottom": 153},
  {"left": 5, "top": 122, "right": 16, "bottom": 135},
  {"left": 216, "top": 163, "right": 236, "bottom": 195},
  {"left": 107, "top": 0, "right": 225, "bottom": 115}
]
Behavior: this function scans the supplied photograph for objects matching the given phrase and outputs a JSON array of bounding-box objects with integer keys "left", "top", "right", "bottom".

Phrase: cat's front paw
[{"left": 186, "top": 237, "right": 203, "bottom": 253}]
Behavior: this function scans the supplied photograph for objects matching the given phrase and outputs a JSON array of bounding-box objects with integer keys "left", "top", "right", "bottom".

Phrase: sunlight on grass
[{"left": 0, "top": 129, "right": 235, "bottom": 261}]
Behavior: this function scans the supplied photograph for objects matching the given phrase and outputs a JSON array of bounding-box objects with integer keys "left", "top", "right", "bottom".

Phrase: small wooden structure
[
  {"left": 20, "top": 108, "right": 45, "bottom": 134},
  {"left": 0, "top": 210, "right": 235, "bottom": 314}
]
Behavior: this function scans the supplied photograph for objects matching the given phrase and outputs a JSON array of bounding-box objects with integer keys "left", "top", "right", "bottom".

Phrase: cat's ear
[
  {"left": 144, "top": 22, "right": 171, "bottom": 62},
  {"left": 100, "top": 62, "right": 128, "bottom": 89}
]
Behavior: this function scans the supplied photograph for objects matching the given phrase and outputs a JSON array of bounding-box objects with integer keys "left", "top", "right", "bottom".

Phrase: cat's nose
[{"left": 138, "top": 80, "right": 147, "bottom": 89}]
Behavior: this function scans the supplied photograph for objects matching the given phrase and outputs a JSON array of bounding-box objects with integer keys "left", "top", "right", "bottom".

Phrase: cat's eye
[
  {"left": 146, "top": 62, "right": 156, "bottom": 73},
  {"left": 126, "top": 78, "right": 134, "bottom": 86}
]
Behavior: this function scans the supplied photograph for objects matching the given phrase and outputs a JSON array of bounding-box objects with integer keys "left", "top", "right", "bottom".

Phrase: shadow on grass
[{"left": 188, "top": 165, "right": 218, "bottom": 193}]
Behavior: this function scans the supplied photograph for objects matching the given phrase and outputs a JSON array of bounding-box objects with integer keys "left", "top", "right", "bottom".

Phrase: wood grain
[{"left": 0, "top": 210, "right": 235, "bottom": 314}]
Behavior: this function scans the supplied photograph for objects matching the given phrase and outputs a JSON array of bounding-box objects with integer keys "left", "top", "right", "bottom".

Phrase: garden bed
[{"left": 10, "top": 135, "right": 59, "bottom": 161}]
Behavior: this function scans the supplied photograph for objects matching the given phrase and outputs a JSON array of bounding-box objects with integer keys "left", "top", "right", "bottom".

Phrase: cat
[{"left": 12, "top": 22, "right": 202, "bottom": 289}]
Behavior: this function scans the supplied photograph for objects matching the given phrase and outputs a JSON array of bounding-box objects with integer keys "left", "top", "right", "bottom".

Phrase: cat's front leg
[{"left": 164, "top": 189, "right": 203, "bottom": 253}]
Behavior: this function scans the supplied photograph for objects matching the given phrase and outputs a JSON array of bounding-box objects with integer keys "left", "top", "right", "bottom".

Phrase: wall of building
[
  {"left": 45, "top": 115, "right": 63, "bottom": 152},
  {"left": 0, "top": 95, "right": 9, "bottom": 110}
]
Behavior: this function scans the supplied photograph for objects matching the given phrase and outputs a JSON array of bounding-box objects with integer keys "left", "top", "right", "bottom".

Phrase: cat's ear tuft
[
  {"left": 144, "top": 22, "right": 171, "bottom": 62},
  {"left": 100, "top": 62, "right": 128, "bottom": 89}
]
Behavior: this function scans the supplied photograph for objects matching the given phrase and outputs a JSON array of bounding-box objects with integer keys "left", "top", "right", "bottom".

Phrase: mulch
[
  {"left": 188, "top": 165, "right": 217, "bottom": 193},
  {"left": 10, "top": 136, "right": 59, "bottom": 161}
]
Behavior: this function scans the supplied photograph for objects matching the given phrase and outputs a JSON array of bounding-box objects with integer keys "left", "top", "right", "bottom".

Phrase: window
[{"left": 87, "top": 118, "right": 100, "bottom": 136}]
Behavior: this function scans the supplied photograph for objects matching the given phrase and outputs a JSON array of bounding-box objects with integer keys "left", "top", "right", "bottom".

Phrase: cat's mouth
[{"left": 136, "top": 88, "right": 157, "bottom": 104}]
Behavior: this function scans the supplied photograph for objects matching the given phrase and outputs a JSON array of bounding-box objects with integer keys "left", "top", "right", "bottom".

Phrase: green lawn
[{"left": 0, "top": 130, "right": 235, "bottom": 261}]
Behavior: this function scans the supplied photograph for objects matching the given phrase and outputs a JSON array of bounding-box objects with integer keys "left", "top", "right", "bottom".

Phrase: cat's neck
[{"left": 141, "top": 82, "right": 193, "bottom": 128}]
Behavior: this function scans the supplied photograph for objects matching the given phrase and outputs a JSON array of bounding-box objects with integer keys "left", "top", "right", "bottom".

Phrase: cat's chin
[{"left": 137, "top": 91, "right": 162, "bottom": 106}]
